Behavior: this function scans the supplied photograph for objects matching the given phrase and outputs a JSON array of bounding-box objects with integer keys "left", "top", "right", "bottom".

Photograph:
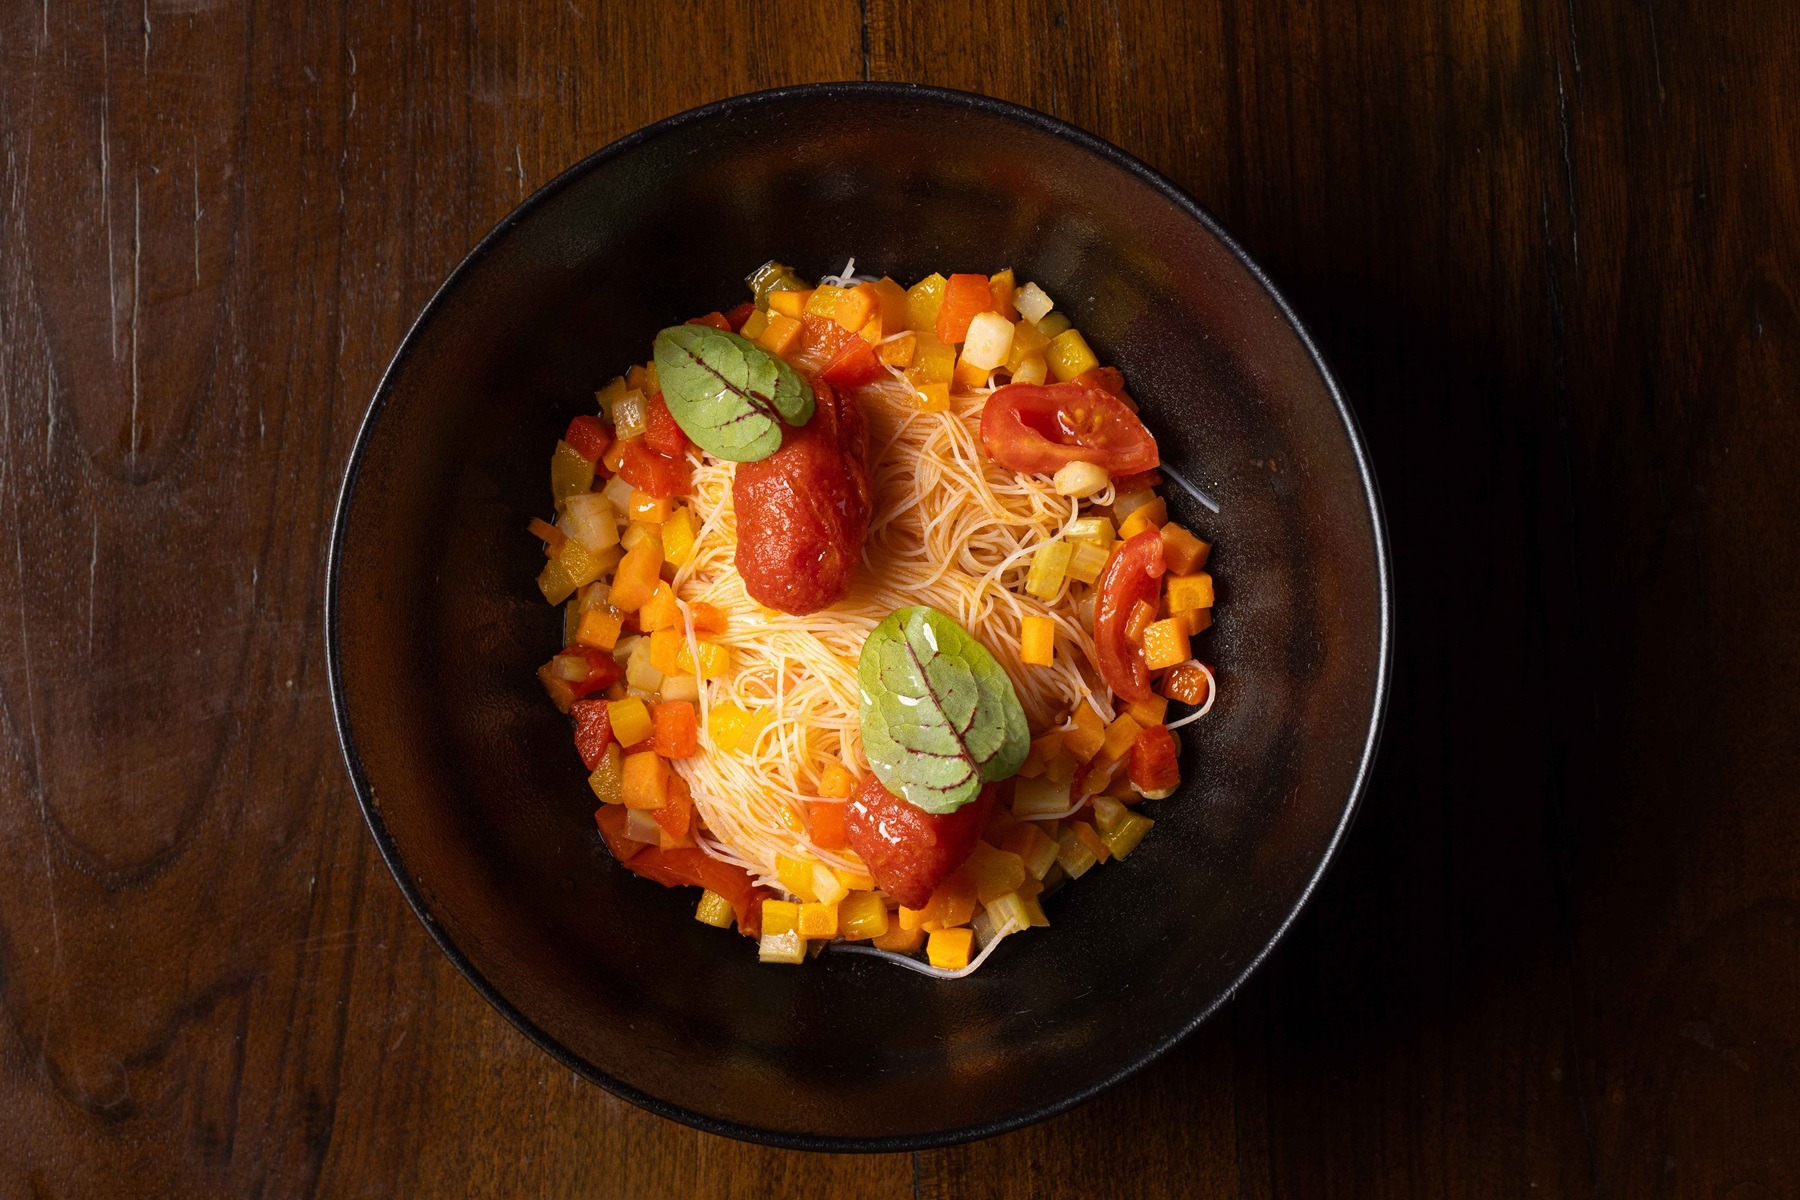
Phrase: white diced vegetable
[
  {"left": 602, "top": 473, "right": 635, "bottom": 509},
  {"left": 959, "top": 311, "right": 1016, "bottom": 370},
  {"left": 1053, "top": 460, "right": 1110, "bottom": 499},
  {"left": 1015, "top": 282, "right": 1054, "bottom": 324},
  {"left": 614, "top": 389, "right": 649, "bottom": 440},
  {"left": 1112, "top": 488, "right": 1158, "bottom": 521},
  {"left": 659, "top": 674, "right": 700, "bottom": 703}
]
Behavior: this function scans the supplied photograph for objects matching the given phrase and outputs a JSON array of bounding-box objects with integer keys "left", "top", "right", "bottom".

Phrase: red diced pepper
[
  {"left": 571, "top": 698, "right": 614, "bottom": 769},
  {"left": 618, "top": 441, "right": 691, "bottom": 498},
  {"left": 818, "top": 335, "right": 885, "bottom": 387},
  {"left": 564, "top": 415, "right": 613, "bottom": 462},
  {"left": 724, "top": 302, "right": 755, "bottom": 332},
  {"left": 643, "top": 393, "right": 690, "bottom": 459}
]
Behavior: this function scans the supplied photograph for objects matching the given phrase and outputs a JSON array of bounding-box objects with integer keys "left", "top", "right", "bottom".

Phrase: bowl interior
[{"left": 330, "top": 85, "right": 1387, "bottom": 1148}]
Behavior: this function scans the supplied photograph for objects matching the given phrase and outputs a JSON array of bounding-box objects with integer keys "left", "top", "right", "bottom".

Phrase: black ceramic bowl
[{"left": 328, "top": 83, "right": 1389, "bottom": 1150}]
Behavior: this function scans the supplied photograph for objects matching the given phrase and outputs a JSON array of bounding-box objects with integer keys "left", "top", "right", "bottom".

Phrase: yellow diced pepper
[
  {"left": 869, "top": 277, "right": 910, "bottom": 331},
  {"left": 858, "top": 315, "right": 883, "bottom": 343},
  {"left": 1118, "top": 496, "right": 1169, "bottom": 540},
  {"left": 963, "top": 841, "right": 1028, "bottom": 903},
  {"left": 1126, "top": 694, "right": 1169, "bottom": 728},
  {"left": 1006, "top": 319, "right": 1050, "bottom": 369},
  {"left": 1098, "top": 712, "right": 1144, "bottom": 767},
  {"left": 620, "top": 750, "right": 668, "bottom": 809},
  {"left": 1020, "top": 614, "right": 1056, "bottom": 667},
  {"left": 798, "top": 901, "right": 839, "bottom": 939},
  {"left": 675, "top": 639, "right": 730, "bottom": 680},
  {"left": 833, "top": 865, "right": 875, "bottom": 892},
  {"left": 757, "top": 310, "right": 802, "bottom": 356},
  {"left": 760, "top": 899, "right": 800, "bottom": 937},
  {"left": 767, "top": 289, "right": 811, "bottom": 319},
  {"left": 695, "top": 889, "right": 735, "bottom": 929},
  {"left": 738, "top": 309, "right": 769, "bottom": 340},
  {"left": 551, "top": 440, "right": 595, "bottom": 500},
  {"left": 587, "top": 744, "right": 623, "bottom": 805},
  {"left": 805, "top": 284, "right": 843, "bottom": 318},
  {"left": 708, "top": 702, "right": 770, "bottom": 753},
  {"left": 1046, "top": 328, "right": 1099, "bottom": 382},
  {"left": 575, "top": 608, "right": 623, "bottom": 652},
  {"left": 775, "top": 854, "right": 820, "bottom": 903},
  {"left": 915, "top": 382, "right": 951, "bottom": 413},
  {"left": 1025, "top": 541, "right": 1072, "bottom": 601},
  {"left": 878, "top": 331, "right": 917, "bottom": 368},
  {"left": 908, "top": 335, "right": 956, "bottom": 384},
  {"left": 1035, "top": 311, "right": 1072, "bottom": 338},
  {"left": 638, "top": 582, "right": 680, "bottom": 632},
  {"left": 927, "top": 927, "right": 974, "bottom": 970},
  {"left": 648, "top": 628, "right": 684, "bottom": 676},
  {"left": 1142, "top": 618, "right": 1193, "bottom": 671},
  {"left": 607, "top": 536, "right": 663, "bottom": 612},
  {"left": 1065, "top": 701, "right": 1107, "bottom": 762},
  {"left": 661, "top": 506, "right": 697, "bottom": 567},
  {"left": 905, "top": 273, "right": 948, "bottom": 332},
  {"left": 1100, "top": 812, "right": 1155, "bottom": 859},
  {"left": 536, "top": 556, "right": 579, "bottom": 605},
  {"left": 818, "top": 762, "right": 856, "bottom": 798},
  {"left": 607, "top": 696, "right": 654, "bottom": 748},
  {"left": 1165, "top": 572, "right": 1216, "bottom": 612},
  {"left": 556, "top": 538, "right": 609, "bottom": 588},
  {"left": 839, "top": 891, "right": 890, "bottom": 941}
]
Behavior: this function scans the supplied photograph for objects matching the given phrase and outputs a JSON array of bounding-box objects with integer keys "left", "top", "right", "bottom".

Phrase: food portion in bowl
[{"left": 528, "top": 260, "right": 1220, "bottom": 976}]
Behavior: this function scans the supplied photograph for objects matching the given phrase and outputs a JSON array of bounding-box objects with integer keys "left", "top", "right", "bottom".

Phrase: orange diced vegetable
[
  {"left": 1126, "top": 598, "right": 1157, "bottom": 644},
  {"left": 776, "top": 854, "right": 819, "bottom": 902},
  {"left": 608, "top": 536, "right": 663, "bottom": 612},
  {"left": 869, "top": 277, "right": 910, "bottom": 331},
  {"left": 817, "top": 762, "right": 856, "bottom": 798},
  {"left": 1019, "top": 730, "right": 1064, "bottom": 778},
  {"left": 878, "top": 331, "right": 916, "bottom": 368},
  {"left": 648, "top": 628, "right": 684, "bottom": 676},
  {"left": 953, "top": 354, "right": 991, "bottom": 389},
  {"left": 872, "top": 922, "right": 925, "bottom": 953},
  {"left": 834, "top": 283, "right": 878, "bottom": 332},
  {"left": 575, "top": 608, "right": 623, "bottom": 652},
  {"left": 594, "top": 804, "right": 646, "bottom": 862},
  {"left": 1065, "top": 702, "right": 1107, "bottom": 762},
  {"left": 767, "top": 289, "right": 811, "bottom": 319},
  {"left": 1126, "top": 694, "right": 1169, "bottom": 728},
  {"left": 1142, "top": 618, "right": 1192, "bottom": 671},
  {"left": 805, "top": 800, "right": 849, "bottom": 850},
  {"left": 1098, "top": 712, "right": 1144, "bottom": 767},
  {"left": 936, "top": 273, "right": 994, "bottom": 344},
  {"left": 988, "top": 268, "right": 1017, "bottom": 320},
  {"left": 708, "top": 702, "right": 770, "bottom": 753},
  {"left": 690, "top": 602, "right": 728, "bottom": 633},
  {"left": 798, "top": 901, "right": 839, "bottom": 939},
  {"left": 927, "top": 927, "right": 974, "bottom": 970},
  {"left": 1000, "top": 822, "right": 1060, "bottom": 880},
  {"left": 1178, "top": 607, "right": 1214, "bottom": 636},
  {"left": 1162, "top": 663, "right": 1212, "bottom": 706},
  {"left": 918, "top": 873, "right": 978, "bottom": 931},
  {"left": 620, "top": 750, "right": 669, "bottom": 809},
  {"left": 1118, "top": 496, "right": 1168, "bottom": 540},
  {"left": 528, "top": 517, "right": 565, "bottom": 551},
  {"left": 653, "top": 772, "right": 693, "bottom": 841},
  {"left": 1165, "top": 572, "right": 1216, "bottom": 612},
  {"left": 757, "top": 311, "right": 802, "bottom": 356},
  {"left": 1020, "top": 615, "right": 1056, "bottom": 667},
  {"left": 652, "top": 700, "right": 699, "bottom": 758},
  {"left": 628, "top": 489, "right": 672, "bottom": 524},
  {"left": 607, "top": 696, "right": 654, "bottom": 748},
  {"left": 916, "top": 382, "right": 951, "bottom": 413},
  {"left": 839, "top": 891, "right": 890, "bottom": 941},
  {"left": 1160, "top": 523, "right": 1211, "bottom": 574},
  {"left": 638, "top": 582, "right": 681, "bottom": 632}
]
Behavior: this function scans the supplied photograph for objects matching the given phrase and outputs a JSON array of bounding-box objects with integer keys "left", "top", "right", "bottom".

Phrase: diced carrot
[
  {"left": 988, "top": 268, "right": 1017, "bottom": 320},
  {"left": 834, "top": 283, "right": 879, "bottom": 332},
  {"left": 935, "top": 273, "right": 994, "bottom": 344},
  {"left": 1160, "top": 523, "right": 1211, "bottom": 574},
  {"left": 1126, "top": 694, "right": 1168, "bottom": 728},
  {"left": 690, "top": 602, "right": 729, "bottom": 633},
  {"left": 1165, "top": 572, "right": 1215, "bottom": 613},
  {"left": 575, "top": 608, "right": 622, "bottom": 651},
  {"left": 637, "top": 582, "right": 681, "bottom": 632},
  {"left": 1126, "top": 598, "right": 1157, "bottom": 644},
  {"left": 817, "top": 762, "right": 856, "bottom": 798},
  {"left": 594, "top": 804, "right": 646, "bottom": 862},
  {"left": 1177, "top": 607, "right": 1214, "bottom": 636},
  {"left": 653, "top": 772, "right": 694, "bottom": 840},
  {"left": 1064, "top": 702, "right": 1107, "bottom": 762},
  {"left": 1142, "top": 618, "right": 1192, "bottom": 670},
  {"left": 652, "top": 700, "right": 700, "bottom": 758},
  {"left": 528, "top": 517, "right": 565, "bottom": 551},
  {"left": 621, "top": 750, "right": 669, "bottom": 809},
  {"left": 872, "top": 922, "right": 925, "bottom": 953},
  {"left": 927, "top": 927, "right": 974, "bottom": 970},
  {"left": 607, "top": 537, "right": 663, "bottom": 612},
  {"left": 805, "top": 800, "right": 849, "bottom": 850}
]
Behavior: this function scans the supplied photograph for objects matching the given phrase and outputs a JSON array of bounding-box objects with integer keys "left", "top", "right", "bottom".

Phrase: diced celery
[
  {"left": 811, "top": 863, "right": 849, "bottom": 906},
  {"left": 587, "top": 744, "right": 623, "bottom": 805},
  {"left": 746, "top": 260, "right": 807, "bottom": 309},
  {"left": 551, "top": 440, "right": 595, "bottom": 501},
  {"left": 1066, "top": 541, "right": 1110, "bottom": 585},
  {"left": 625, "top": 639, "right": 663, "bottom": 692},
  {"left": 1055, "top": 827, "right": 1099, "bottom": 879},
  {"left": 1010, "top": 356, "right": 1048, "bottom": 386},
  {"left": 1100, "top": 812, "right": 1155, "bottom": 859},
  {"left": 1092, "top": 794, "right": 1129, "bottom": 834},
  {"left": 983, "top": 891, "right": 1033, "bottom": 936},
  {"left": 695, "top": 889, "right": 735, "bottom": 929},
  {"left": 1024, "top": 541, "right": 1072, "bottom": 601},
  {"left": 1013, "top": 774, "right": 1072, "bottom": 818},
  {"left": 758, "top": 929, "right": 806, "bottom": 964},
  {"left": 614, "top": 390, "right": 648, "bottom": 440}
]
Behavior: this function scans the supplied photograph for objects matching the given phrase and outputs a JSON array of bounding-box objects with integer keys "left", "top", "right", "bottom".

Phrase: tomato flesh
[
  {"left": 979, "top": 380, "right": 1159, "bottom": 476},
  {"left": 562, "top": 645, "right": 622, "bottom": 702},
  {"left": 571, "top": 698, "right": 613, "bottom": 769},
  {"left": 842, "top": 774, "right": 995, "bottom": 909},
  {"left": 617, "top": 440, "right": 691, "bottom": 497},
  {"left": 1093, "top": 529, "right": 1166, "bottom": 702},
  {"left": 643, "top": 393, "right": 690, "bottom": 459},
  {"left": 1128, "top": 724, "right": 1181, "bottom": 794},
  {"left": 818, "top": 335, "right": 885, "bottom": 387}
]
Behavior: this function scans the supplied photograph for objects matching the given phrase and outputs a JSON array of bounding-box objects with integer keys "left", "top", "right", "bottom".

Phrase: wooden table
[{"left": 4, "top": 2, "right": 1795, "bottom": 1195}]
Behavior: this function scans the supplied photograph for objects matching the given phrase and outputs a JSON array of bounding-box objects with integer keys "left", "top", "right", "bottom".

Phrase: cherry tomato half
[
  {"left": 1093, "top": 528, "right": 1167, "bottom": 702},
  {"left": 979, "top": 379, "right": 1159, "bottom": 477}
]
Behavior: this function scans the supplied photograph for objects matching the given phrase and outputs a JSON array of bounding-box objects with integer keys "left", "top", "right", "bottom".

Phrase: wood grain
[{"left": 2, "top": 1, "right": 1796, "bottom": 1196}]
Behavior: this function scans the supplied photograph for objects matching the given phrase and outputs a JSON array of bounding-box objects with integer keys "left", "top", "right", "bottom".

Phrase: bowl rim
[{"left": 325, "top": 79, "right": 1393, "bottom": 1153}]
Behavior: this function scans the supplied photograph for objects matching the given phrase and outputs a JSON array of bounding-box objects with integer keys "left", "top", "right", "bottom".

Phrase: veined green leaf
[
  {"left": 651, "top": 325, "right": 815, "bottom": 462},
  {"left": 857, "top": 606, "right": 1031, "bottom": 814}
]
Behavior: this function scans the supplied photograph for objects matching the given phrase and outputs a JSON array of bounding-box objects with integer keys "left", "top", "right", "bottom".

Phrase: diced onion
[
  {"left": 1011, "top": 356, "right": 1048, "bottom": 386},
  {"left": 959, "top": 311, "right": 1016, "bottom": 370},
  {"left": 1015, "top": 282, "right": 1054, "bottom": 324},
  {"left": 1112, "top": 488, "right": 1157, "bottom": 521},
  {"left": 602, "top": 474, "right": 635, "bottom": 508},
  {"left": 614, "top": 389, "right": 649, "bottom": 440},
  {"left": 660, "top": 674, "right": 700, "bottom": 703},
  {"left": 1053, "top": 460, "right": 1110, "bottom": 499}
]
